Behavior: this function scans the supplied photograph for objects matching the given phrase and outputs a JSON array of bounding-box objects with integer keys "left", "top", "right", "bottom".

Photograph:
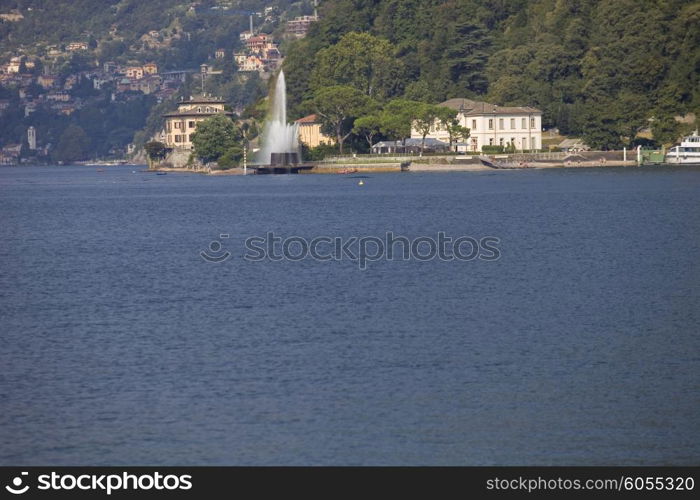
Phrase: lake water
[{"left": 0, "top": 165, "right": 698, "bottom": 465}]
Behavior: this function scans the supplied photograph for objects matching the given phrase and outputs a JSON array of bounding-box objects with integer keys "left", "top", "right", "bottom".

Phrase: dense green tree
[
  {"left": 352, "top": 114, "right": 384, "bottom": 150},
  {"left": 309, "top": 32, "right": 403, "bottom": 101},
  {"left": 313, "top": 86, "right": 372, "bottom": 154},
  {"left": 217, "top": 145, "right": 244, "bottom": 169},
  {"left": 145, "top": 141, "right": 168, "bottom": 161},
  {"left": 52, "top": 125, "right": 91, "bottom": 163},
  {"left": 190, "top": 114, "right": 242, "bottom": 164},
  {"left": 436, "top": 107, "right": 470, "bottom": 151},
  {"left": 413, "top": 104, "right": 442, "bottom": 154},
  {"left": 380, "top": 99, "right": 423, "bottom": 145},
  {"left": 443, "top": 19, "right": 490, "bottom": 96}
]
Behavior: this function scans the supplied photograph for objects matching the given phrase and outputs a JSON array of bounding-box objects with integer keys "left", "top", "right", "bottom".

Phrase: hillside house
[
  {"left": 287, "top": 15, "right": 318, "bottom": 38},
  {"left": 126, "top": 66, "right": 144, "bottom": 79},
  {"left": 66, "top": 42, "right": 88, "bottom": 51},
  {"left": 236, "top": 54, "right": 265, "bottom": 73},
  {"left": 0, "top": 10, "right": 24, "bottom": 22},
  {"left": 246, "top": 34, "right": 271, "bottom": 53},
  {"left": 37, "top": 74, "right": 58, "bottom": 89},
  {"left": 7, "top": 57, "right": 22, "bottom": 73},
  {"left": 143, "top": 63, "right": 158, "bottom": 75}
]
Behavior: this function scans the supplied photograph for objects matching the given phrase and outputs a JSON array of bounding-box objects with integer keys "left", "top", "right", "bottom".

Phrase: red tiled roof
[{"left": 295, "top": 114, "right": 318, "bottom": 124}]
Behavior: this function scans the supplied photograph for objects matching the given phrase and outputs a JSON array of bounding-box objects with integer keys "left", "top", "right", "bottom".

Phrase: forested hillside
[{"left": 284, "top": 0, "right": 700, "bottom": 147}]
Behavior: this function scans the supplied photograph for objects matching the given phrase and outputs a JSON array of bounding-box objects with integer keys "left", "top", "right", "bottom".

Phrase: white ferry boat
[{"left": 665, "top": 131, "right": 700, "bottom": 164}]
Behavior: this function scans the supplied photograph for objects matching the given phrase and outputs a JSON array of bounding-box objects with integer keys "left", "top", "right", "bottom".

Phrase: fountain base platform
[
  {"left": 254, "top": 165, "right": 313, "bottom": 174},
  {"left": 254, "top": 152, "right": 312, "bottom": 174}
]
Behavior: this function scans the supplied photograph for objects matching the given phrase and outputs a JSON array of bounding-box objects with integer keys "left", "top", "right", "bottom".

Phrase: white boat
[{"left": 665, "top": 131, "right": 700, "bottom": 164}]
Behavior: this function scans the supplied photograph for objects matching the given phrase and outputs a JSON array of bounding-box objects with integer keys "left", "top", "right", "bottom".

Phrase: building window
[
  {"left": 489, "top": 138, "right": 494, "bottom": 146},
  {"left": 530, "top": 117, "right": 536, "bottom": 129},
  {"left": 522, "top": 138, "right": 527, "bottom": 150},
  {"left": 522, "top": 118, "right": 526, "bottom": 129},
  {"left": 206, "top": 107, "right": 210, "bottom": 113},
  {"left": 472, "top": 120, "right": 477, "bottom": 130},
  {"left": 499, "top": 138, "right": 504, "bottom": 146},
  {"left": 174, "top": 135, "right": 181, "bottom": 143},
  {"left": 197, "top": 107, "right": 202, "bottom": 113},
  {"left": 174, "top": 122, "right": 181, "bottom": 129},
  {"left": 510, "top": 118, "right": 515, "bottom": 129},
  {"left": 499, "top": 118, "right": 504, "bottom": 130},
  {"left": 531, "top": 137, "right": 536, "bottom": 149},
  {"left": 188, "top": 121, "right": 195, "bottom": 129},
  {"left": 488, "top": 119, "right": 493, "bottom": 130}
]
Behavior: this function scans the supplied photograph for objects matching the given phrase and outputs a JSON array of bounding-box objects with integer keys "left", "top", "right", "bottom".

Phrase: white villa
[{"left": 411, "top": 98, "right": 542, "bottom": 152}]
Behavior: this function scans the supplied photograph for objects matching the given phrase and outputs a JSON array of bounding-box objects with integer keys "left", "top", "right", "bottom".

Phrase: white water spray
[{"left": 257, "top": 70, "right": 299, "bottom": 165}]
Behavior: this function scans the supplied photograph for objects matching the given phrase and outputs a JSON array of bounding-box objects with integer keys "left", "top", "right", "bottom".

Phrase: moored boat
[{"left": 665, "top": 131, "right": 700, "bottom": 164}]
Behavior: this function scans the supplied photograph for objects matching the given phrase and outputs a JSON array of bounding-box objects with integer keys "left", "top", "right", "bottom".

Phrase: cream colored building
[
  {"left": 162, "top": 95, "right": 233, "bottom": 150},
  {"left": 296, "top": 114, "right": 334, "bottom": 148},
  {"left": 411, "top": 98, "right": 542, "bottom": 152}
]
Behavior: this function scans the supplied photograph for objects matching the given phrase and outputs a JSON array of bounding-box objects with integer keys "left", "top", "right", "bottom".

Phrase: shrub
[{"left": 481, "top": 145, "right": 505, "bottom": 154}]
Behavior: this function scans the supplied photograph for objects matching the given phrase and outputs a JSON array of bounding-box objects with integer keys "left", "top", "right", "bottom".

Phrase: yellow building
[
  {"left": 296, "top": 114, "right": 334, "bottom": 148},
  {"left": 162, "top": 95, "right": 233, "bottom": 150}
]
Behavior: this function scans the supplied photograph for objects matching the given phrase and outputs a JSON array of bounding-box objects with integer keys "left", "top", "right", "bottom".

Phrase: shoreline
[
  {"left": 0, "top": 160, "right": 669, "bottom": 173},
  {"left": 162, "top": 159, "right": 642, "bottom": 174},
  {"left": 150, "top": 160, "right": 656, "bottom": 175}
]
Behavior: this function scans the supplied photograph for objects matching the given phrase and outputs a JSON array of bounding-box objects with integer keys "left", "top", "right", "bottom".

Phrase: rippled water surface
[{"left": 1, "top": 165, "right": 698, "bottom": 465}]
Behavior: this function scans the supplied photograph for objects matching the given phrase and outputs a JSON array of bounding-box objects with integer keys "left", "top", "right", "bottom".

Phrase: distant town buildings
[
  {"left": 410, "top": 98, "right": 543, "bottom": 152},
  {"left": 235, "top": 32, "right": 282, "bottom": 74},
  {"left": 162, "top": 95, "right": 233, "bottom": 150},
  {"left": 0, "top": 48, "right": 188, "bottom": 158}
]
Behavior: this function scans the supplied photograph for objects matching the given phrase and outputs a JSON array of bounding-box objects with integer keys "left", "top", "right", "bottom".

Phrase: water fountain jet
[{"left": 256, "top": 70, "right": 302, "bottom": 172}]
